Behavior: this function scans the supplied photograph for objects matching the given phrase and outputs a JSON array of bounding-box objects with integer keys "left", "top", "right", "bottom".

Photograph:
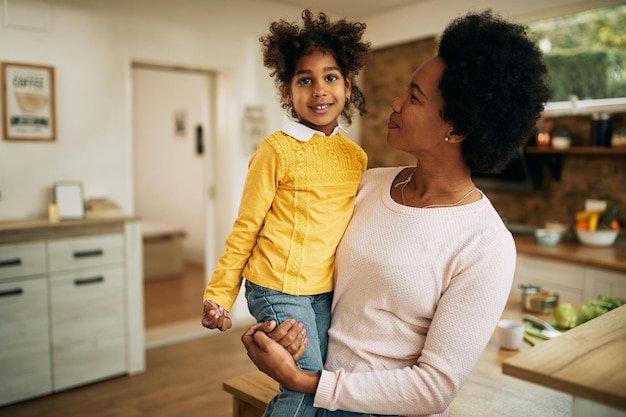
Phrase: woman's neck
[{"left": 394, "top": 165, "right": 478, "bottom": 208}]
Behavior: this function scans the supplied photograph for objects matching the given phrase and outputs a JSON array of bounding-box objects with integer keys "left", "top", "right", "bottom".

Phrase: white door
[{"left": 131, "top": 65, "right": 214, "bottom": 267}]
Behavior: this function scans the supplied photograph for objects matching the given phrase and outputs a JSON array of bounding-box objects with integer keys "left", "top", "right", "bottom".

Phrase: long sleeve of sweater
[{"left": 314, "top": 167, "right": 516, "bottom": 417}]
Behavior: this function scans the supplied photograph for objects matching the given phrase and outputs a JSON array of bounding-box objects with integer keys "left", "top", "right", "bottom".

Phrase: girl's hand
[{"left": 201, "top": 300, "right": 232, "bottom": 331}]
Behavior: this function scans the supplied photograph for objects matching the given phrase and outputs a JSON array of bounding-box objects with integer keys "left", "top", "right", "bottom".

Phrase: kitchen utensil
[
  {"left": 520, "top": 284, "right": 540, "bottom": 310},
  {"left": 523, "top": 315, "right": 562, "bottom": 338},
  {"left": 524, "top": 291, "right": 559, "bottom": 314}
]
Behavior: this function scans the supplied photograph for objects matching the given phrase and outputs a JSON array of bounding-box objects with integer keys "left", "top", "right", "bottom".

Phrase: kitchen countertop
[
  {"left": 513, "top": 234, "right": 626, "bottom": 273},
  {"left": 503, "top": 304, "right": 626, "bottom": 412}
]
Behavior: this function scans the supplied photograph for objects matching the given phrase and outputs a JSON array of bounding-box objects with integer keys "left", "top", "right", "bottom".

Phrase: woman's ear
[{"left": 447, "top": 130, "right": 466, "bottom": 143}]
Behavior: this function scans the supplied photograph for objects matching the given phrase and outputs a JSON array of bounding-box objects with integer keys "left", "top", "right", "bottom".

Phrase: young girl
[{"left": 201, "top": 9, "right": 370, "bottom": 417}]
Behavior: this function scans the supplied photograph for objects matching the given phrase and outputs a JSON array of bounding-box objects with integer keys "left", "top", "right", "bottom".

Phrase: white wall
[
  {"left": 0, "top": 0, "right": 295, "bottom": 264},
  {"left": 0, "top": 0, "right": 616, "bottom": 264}
]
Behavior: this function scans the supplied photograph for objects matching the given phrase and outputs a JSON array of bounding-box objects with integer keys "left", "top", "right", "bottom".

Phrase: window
[{"left": 528, "top": 3, "right": 626, "bottom": 116}]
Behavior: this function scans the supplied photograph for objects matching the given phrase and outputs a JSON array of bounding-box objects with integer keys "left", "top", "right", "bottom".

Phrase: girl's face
[
  {"left": 284, "top": 50, "right": 351, "bottom": 136},
  {"left": 386, "top": 57, "right": 453, "bottom": 155}
]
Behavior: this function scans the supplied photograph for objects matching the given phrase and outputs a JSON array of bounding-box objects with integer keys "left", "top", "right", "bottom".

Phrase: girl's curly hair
[
  {"left": 438, "top": 10, "right": 551, "bottom": 173},
  {"left": 259, "top": 9, "right": 370, "bottom": 125}
]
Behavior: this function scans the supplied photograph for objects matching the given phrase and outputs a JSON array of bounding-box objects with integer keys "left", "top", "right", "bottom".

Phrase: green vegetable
[
  {"left": 598, "top": 200, "right": 621, "bottom": 230},
  {"left": 555, "top": 302, "right": 578, "bottom": 329},
  {"left": 577, "top": 295, "right": 626, "bottom": 325}
]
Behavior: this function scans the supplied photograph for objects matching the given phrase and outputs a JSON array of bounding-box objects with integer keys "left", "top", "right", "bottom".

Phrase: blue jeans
[
  {"left": 318, "top": 411, "right": 402, "bottom": 417},
  {"left": 245, "top": 281, "right": 332, "bottom": 417}
]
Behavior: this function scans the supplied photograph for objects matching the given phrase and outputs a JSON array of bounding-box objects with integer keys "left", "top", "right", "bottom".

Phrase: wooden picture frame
[{"left": 2, "top": 61, "right": 56, "bottom": 142}]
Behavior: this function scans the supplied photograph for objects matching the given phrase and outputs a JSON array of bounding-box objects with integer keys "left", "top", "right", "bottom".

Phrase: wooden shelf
[{"left": 525, "top": 146, "right": 626, "bottom": 155}]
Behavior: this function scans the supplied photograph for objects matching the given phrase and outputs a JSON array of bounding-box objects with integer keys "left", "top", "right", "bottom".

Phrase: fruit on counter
[
  {"left": 575, "top": 200, "right": 621, "bottom": 232},
  {"left": 554, "top": 302, "right": 578, "bottom": 329},
  {"left": 553, "top": 295, "right": 625, "bottom": 329},
  {"left": 578, "top": 295, "right": 625, "bottom": 324}
]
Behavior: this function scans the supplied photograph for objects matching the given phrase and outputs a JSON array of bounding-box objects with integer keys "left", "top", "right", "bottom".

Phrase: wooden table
[
  {"left": 223, "top": 371, "right": 278, "bottom": 417},
  {"left": 503, "top": 304, "right": 626, "bottom": 416},
  {"left": 223, "top": 293, "right": 574, "bottom": 417}
]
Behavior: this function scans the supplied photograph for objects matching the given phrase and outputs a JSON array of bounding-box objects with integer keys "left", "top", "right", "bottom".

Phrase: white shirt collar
[{"left": 281, "top": 115, "right": 347, "bottom": 142}]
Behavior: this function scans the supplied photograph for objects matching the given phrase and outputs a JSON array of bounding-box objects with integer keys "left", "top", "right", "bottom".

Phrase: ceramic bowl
[
  {"left": 576, "top": 229, "right": 619, "bottom": 247},
  {"left": 535, "top": 228, "right": 561, "bottom": 247}
]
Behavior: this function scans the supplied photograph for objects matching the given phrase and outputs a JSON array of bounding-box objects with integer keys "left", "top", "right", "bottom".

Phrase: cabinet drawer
[
  {"left": 584, "top": 267, "right": 626, "bottom": 300},
  {"left": 50, "top": 265, "right": 126, "bottom": 390},
  {"left": 514, "top": 254, "right": 585, "bottom": 303},
  {"left": 0, "top": 277, "right": 52, "bottom": 405},
  {"left": 0, "top": 241, "right": 46, "bottom": 281},
  {"left": 516, "top": 254, "right": 585, "bottom": 290},
  {"left": 47, "top": 234, "right": 123, "bottom": 273}
]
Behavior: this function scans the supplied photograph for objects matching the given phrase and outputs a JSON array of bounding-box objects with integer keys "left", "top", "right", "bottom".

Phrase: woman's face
[
  {"left": 386, "top": 57, "right": 452, "bottom": 154},
  {"left": 284, "top": 50, "right": 351, "bottom": 136}
]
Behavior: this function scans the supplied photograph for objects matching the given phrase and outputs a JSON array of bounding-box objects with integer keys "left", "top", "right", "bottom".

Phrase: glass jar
[{"left": 611, "top": 127, "right": 626, "bottom": 147}]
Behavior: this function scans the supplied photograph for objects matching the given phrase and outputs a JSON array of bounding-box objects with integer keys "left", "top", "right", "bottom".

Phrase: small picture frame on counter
[{"left": 53, "top": 181, "right": 85, "bottom": 220}]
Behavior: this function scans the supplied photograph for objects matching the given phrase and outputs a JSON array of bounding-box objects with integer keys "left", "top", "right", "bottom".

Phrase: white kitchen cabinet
[
  {"left": 514, "top": 253, "right": 626, "bottom": 304},
  {"left": 514, "top": 254, "right": 585, "bottom": 303},
  {"left": 49, "top": 234, "right": 127, "bottom": 390},
  {"left": 584, "top": 267, "right": 626, "bottom": 301},
  {"left": 0, "top": 219, "right": 144, "bottom": 406},
  {"left": 0, "top": 243, "right": 52, "bottom": 405}
]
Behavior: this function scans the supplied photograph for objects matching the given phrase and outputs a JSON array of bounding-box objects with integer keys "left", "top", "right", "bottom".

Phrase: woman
[{"left": 243, "top": 10, "right": 550, "bottom": 417}]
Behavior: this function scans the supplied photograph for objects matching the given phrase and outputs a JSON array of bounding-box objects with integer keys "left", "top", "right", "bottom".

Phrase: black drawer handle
[
  {"left": 73, "top": 249, "right": 104, "bottom": 258},
  {"left": 0, "top": 288, "right": 24, "bottom": 298},
  {"left": 74, "top": 276, "right": 105, "bottom": 286},
  {"left": 0, "top": 258, "right": 22, "bottom": 267}
]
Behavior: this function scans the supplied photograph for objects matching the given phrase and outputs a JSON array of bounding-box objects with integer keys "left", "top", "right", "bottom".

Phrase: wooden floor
[
  {"left": 143, "top": 262, "right": 206, "bottom": 328},
  {"left": 0, "top": 329, "right": 255, "bottom": 417}
]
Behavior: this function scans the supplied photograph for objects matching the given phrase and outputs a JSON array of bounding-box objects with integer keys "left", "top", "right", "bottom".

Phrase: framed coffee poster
[{"left": 2, "top": 61, "right": 56, "bottom": 141}]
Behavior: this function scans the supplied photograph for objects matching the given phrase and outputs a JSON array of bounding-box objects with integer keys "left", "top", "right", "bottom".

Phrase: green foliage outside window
[{"left": 529, "top": 4, "right": 626, "bottom": 101}]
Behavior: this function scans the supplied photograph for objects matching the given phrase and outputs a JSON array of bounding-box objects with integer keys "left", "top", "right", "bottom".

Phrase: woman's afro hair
[
  {"left": 259, "top": 9, "right": 370, "bottom": 125},
  {"left": 438, "top": 10, "right": 551, "bottom": 173}
]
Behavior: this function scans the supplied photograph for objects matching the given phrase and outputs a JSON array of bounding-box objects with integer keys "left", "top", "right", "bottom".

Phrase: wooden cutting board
[{"left": 503, "top": 304, "right": 626, "bottom": 411}]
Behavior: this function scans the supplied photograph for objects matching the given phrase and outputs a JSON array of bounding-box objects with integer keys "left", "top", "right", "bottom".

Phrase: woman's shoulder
[
  {"left": 362, "top": 166, "right": 404, "bottom": 180},
  {"left": 357, "top": 167, "right": 405, "bottom": 195}
]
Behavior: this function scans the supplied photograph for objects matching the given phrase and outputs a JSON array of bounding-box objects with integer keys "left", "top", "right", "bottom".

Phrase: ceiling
[{"left": 263, "top": 0, "right": 427, "bottom": 19}]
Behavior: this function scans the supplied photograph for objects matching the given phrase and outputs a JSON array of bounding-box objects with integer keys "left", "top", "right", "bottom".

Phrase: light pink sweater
[{"left": 314, "top": 167, "right": 516, "bottom": 417}]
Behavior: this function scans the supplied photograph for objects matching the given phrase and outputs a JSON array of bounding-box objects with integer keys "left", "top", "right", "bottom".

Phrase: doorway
[{"left": 131, "top": 63, "right": 215, "bottom": 347}]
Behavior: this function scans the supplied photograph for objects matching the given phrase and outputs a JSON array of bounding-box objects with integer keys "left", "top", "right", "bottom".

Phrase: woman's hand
[
  {"left": 265, "top": 318, "right": 307, "bottom": 361},
  {"left": 241, "top": 320, "right": 320, "bottom": 393}
]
